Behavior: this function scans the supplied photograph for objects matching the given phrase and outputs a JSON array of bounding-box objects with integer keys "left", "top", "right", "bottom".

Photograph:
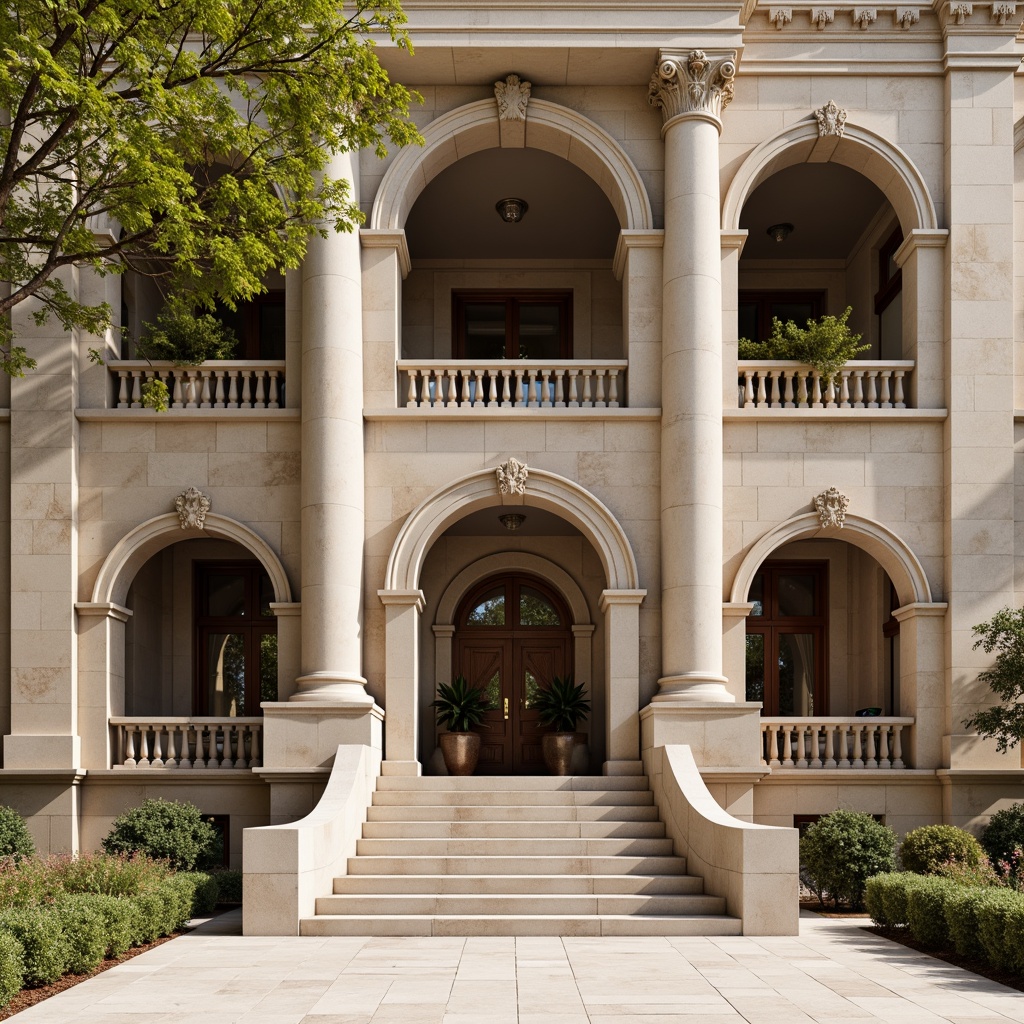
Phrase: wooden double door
[{"left": 453, "top": 575, "right": 572, "bottom": 774}]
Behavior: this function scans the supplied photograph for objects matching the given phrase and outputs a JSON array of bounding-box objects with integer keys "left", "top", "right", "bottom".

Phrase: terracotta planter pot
[
  {"left": 439, "top": 731, "right": 481, "bottom": 776},
  {"left": 542, "top": 732, "right": 575, "bottom": 776}
]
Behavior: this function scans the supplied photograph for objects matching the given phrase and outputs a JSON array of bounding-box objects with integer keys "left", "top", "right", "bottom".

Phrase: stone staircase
[{"left": 299, "top": 774, "right": 742, "bottom": 936}]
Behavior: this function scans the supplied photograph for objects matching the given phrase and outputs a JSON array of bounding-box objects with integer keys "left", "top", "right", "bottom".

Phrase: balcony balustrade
[
  {"left": 738, "top": 360, "right": 914, "bottom": 410},
  {"left": 760, "top": 717, "right": 913, "bottom": 769},
  {"left": 111, "top": 717, "right": 262, "bottom": 769},
  {"left": 398, "top": 360, "right": 627, "bottom": 410},
  {"left": 110, "top": 361, "right": 285, "bottom": 410}
]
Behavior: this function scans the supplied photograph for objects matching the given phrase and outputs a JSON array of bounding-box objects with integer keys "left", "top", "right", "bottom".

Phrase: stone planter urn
[
  {"left": 541, "top": 733, "right": 575, "bottom": 776},
  {"left": 439, "top": 731, "right": 481, "bottom": 776}
]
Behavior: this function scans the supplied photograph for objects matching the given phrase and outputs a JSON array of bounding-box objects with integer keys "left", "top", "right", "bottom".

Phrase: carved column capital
[{"left": 648, "top": 49, "right": 737, "bottom": 133}]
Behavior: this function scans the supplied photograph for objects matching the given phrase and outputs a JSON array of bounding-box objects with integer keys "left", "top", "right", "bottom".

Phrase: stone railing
[
  {"left": 111, "top": 717, "right": 263, "bottom": 769},
  {"left": 109, "top": 361, "right": 285, "bottom": 410},
  {"left": 760, "top": 717, "right": 914, "bottom": 769},
  {"left": 737, "top": 360, "right": 914, "bottom": 410},
  {"left": 398, "top": 360, "right": 628, "bottom": 410}
]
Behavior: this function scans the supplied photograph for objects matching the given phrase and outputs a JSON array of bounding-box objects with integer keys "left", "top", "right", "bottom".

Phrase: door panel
[
  {"left": 516, "top": 640, "right": 567, "bottom": 773},
  {"left": 457, "top": 639, "right": 512, "bottom": 773}
]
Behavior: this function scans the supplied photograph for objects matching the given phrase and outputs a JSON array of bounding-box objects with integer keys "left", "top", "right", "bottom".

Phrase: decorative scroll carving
[
  {"left": 992, "top": 1, "right": 1016, "bottom": 22},
  {"left": 814, "top": 99, "right": 847, "bottom": 138},
  {"left": 895, "top": 6, "right": 920, "bottom": 27},
  {"left": 813, "top": 487, "right": 850, "bottom": 529},
  {"left": 950, "top": 1, "right": 973, "bottom": 21},
  {"left": 175, "top": 487, "right": 211, "bottom": 530},
  {"left": 496, "top": 458, "right": 529, "bottom": 495},
  {"left": 495, "top": 74, "right": 531, "bottom": 121},
  {"left": 648, "top": 50, "right": 737, "bottom": 126},
  {"left": 769, "top": 7, "right": 793, "bottom": 28},
  {"left": 811, "top": 7, "right": 835, "bottom": 27},
  {"left": 852, "top": 6, "right": 877, "bottom": 26}
]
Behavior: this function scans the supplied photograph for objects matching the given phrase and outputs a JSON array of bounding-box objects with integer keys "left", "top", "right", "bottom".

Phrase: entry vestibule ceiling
[
  {"left": 444, "top": 507, "right": 583, "bottom": 537},
  {"left": 405, "top": 148, "right": 621, "bottom": 260},
  {"left": 739, "top": 163, "right": 890, "bottom": 261}
]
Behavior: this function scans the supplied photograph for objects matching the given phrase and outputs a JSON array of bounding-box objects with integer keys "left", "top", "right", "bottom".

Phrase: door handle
[{"left": 503, "top": 697, "right": 509, "bottom": 720}]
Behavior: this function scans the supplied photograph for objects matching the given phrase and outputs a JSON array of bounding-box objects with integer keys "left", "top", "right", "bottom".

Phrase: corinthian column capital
[{"left": 648, "top": 49, "right": 737, "bottom": 133}]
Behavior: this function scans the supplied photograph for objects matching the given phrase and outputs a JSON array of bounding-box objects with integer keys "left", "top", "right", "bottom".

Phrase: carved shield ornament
[
  {"left": 175, "top": 487, "right": 212, "bottom": 530},
  {"left": 496, "top": 458, "right": 529, "bottom": 495},
  {"left": 813, "top": 487, "right": 850, "bottom": 529}
]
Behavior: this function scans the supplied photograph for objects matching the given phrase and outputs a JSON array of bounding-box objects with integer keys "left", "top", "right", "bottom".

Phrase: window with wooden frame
[
  {"left": 452, "top": 290, "right": 572, "bottom": 360},
  {"left": 193, "top": 561, "right": 277, "bottom": 717},
  {"left": 738, "top": 291, "right": 825, "bottom": 345},
  {"left": 745, "top": 562, "right": 829, "bottom": 716},
  {"left": 215, "top": 290, "right": 286, "bottom": 360},
  {"left": 874, "top": 226, "right": 903, "bottom": 360}
]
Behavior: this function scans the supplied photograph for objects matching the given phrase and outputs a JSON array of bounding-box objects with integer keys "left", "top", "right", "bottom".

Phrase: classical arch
[
  {"left": 91, "top": 512, "right": 292, "bottom": 607},
  {"left": 722, "top": 119, "right": 938, "bottom": 236},
  {"left": 370, "top": 98, "right": 654, "bottom": 232},
  {"left": 385, "top": 467, "right": 640, "bottom": 593},
  {"left": 728, "top": 512, "right": 933, "bottom": 608}
]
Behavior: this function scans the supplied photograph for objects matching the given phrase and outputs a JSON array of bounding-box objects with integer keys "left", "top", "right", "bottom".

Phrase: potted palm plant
[
  {"left": 430, "top": 675, "right": 494, "bottom": 776},
  {"left": 533, "top": 675, "right": 591, "bottom": 776}
]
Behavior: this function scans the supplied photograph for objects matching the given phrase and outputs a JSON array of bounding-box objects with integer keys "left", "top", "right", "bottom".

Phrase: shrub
[
  {"left": 47, "top": 851, "right": 171, "bottom": 897},
  {"left": 976, "top": 888, "right": 1024, "bottom": 971},
  {"left": 981, "top": 803, "right": 1024, "bottom": 877},
  {"left": 212, "top": 869, "right": 242, "bottom": 905},
  {"left": 944, "top": 886, "right": 990, "bottom": 958},
  {"left": 53, "top": 896, "right": 107, "bottom": 974},
  {"left": 0, "top": 906, "right": 68, "bottom": 987},
  {"left": 0, "top": 808, "right": 34, "bottom": 863},
  {"left": 131, "top": 886, "right": 176, "bottom": 944},
  {"left": 102, "top": 799, "right": 219, "bottom": 871},
  {"left": 0, "top": 933, "right": 24, "bottom": 1008},
  {"left": 900, "top": 825, "right": 983, "bottom": 875},
  {"left": 906, "top": 876, "right": 958, "bottom": 948},
  {"left": 1004, "top": 901, "right": 1024, "bottom": 973},
  {"left": 800, "top": 810, "right": 897, "bottom": 909},
  {"left": 84, "top": 895, "right": 139, "bottom": 958},
  {"left": 162, "top": 875, "right": 198, "bottom": 930},
  {"left": 865, "top": 872, "right": 918, "bottom": 929},
  {"left": 178, "top": 872, "right": 219, "bottom": 916}
]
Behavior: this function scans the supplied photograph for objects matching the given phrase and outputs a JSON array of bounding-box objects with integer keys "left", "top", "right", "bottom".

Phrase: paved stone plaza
[{"left": 10, "top": 911, "right": 1024, "bottom": 1023}]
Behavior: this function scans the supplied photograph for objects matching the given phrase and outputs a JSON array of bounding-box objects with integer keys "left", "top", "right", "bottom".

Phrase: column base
[
  {"left": 640, "top": 701, "right": 762, "bottom": 769},
  {"left": 653, "top": 672, "right": 734, "bottom": 703},
  {"left": 291, "top": 671, "right": 374, "bottom": 707},
  {"left": 261, "top": 702, "right": 384, "bottom": 769}
]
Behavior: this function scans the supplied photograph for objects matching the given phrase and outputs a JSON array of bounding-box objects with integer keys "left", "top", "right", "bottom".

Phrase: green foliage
[
  {"left": 532, "top": 675, "right": 592, "bottom": 732},
  {"left": 131, "top": 885, "right": 178, "bottom": 944},
  {"left": 430, "top": 676, "right": 495, "bottom": 733},
  {"left": 976, "top": 888, "right": 1024, "bottom": 971},
  {"left": 138, "top": 307, "right": 238, "bottom": 366},
  {"left": 212, "top": 869, "right": 243, "bottom": 905},
  {"left": 800, "top": 810, "right": 897, "bottom": 909},
  {"left": 43, "top": 851, "right": 172, "bottom": 897},
  {"left": 101, "top": 799, "right": 219, "bottom": 871},
  {"left": 177, "top": 872, "right": 219, "bottom": 916},
  {"left": 963, "top": 607, "right": 1024, "bottom": 752},
  {"left": 865, "top": 871, "right": 919, "bottom": 929},
  {"left": 0, "top": 807, "right": 34, "bottom": 863},
  {"left": 737, "top": 307, "right": 868, "bottom": 384},
  {"left": 0, "top": 0, "right": 422, "bottom": 366},
  {"left": 907, "top": 876, "right": 959, "bottom": 948},
  {"left": 982, "top": 803, "right": 1024, "bottom": 876},
  {"left": 945, "top": 886, "right": 993, "bottom": 958},
  {"left": 0, "top": 932, "right": 24, "bottom": 1009},
  {"left": 899, "top": 825, "right": 983, "bottom": 875},
  {"left": 82, "top": 895, "right": 139, "bottom": 958},
  {"left": 0, "top": 906, "right": 69, "bottom": 987},
  {"left": 53, "top": 896, "right": 107, "bottom": 975}
]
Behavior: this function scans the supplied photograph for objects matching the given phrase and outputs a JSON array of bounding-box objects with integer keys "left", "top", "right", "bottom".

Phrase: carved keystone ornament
[
  {"left": 495, "top": 74, "right": 531, "bottom": 121},
  {"left": 496, "top": 458, "right": 529, "bottom": 495},
  {"left": 813, "top": 487, "right": 850, "bottom": 529},
  {"left": 815, "top": 99, "right": 847, "bottom": 138},
  {"left": 175, "top": 487, "right": 211, "bottom": 530}
]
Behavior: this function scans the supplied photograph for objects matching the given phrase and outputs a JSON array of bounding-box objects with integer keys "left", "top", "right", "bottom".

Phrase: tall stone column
[
  {"left": 649, "top": 50, "right": 736, "bottom": 703},
  {"left": 292, "top": 149, "right": 371, "bottom": 706}
]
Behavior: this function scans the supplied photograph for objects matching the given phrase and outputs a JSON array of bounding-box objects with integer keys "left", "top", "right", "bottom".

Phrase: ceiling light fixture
[
  {"left": 499, "top": 513, "right": 526, "bottom": 531},
  {"left": 495, "top": 197, "right": 528, "bottom": 223},
  {"left": 767, "top": 222, "right": 794, "bottom": 243}
]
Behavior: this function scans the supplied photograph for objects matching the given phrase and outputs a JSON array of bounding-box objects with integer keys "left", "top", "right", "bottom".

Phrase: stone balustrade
[
  {"left": 398, "top": 360, "right": 628, "bottom": 410},
  {"left": 737, "top": 360, "right": 914, "bottom": 410},
  {"left": 110, "top": 361, "right": 285, "bottom": 410},
  {"left": 111, "top": 717, "right": 263, "bottom": 769},
  {"left": 760, "top": 717, "right": 913, "bottom": 769}
]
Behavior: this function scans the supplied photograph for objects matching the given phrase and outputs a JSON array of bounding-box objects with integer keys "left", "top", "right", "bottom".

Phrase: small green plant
[
  {"left": 982, "top": 803, "right": 1024, "bottom": 877},
  {"left": 101, "top": 799, "right": 220, "bottom": 872},
  {"left": 532, "top": 675, "right": 592, "bottom": 733},
  {"left": 0, "top": 932, "right": 24, "bottom": 1008},
  {"left": 430, "top": 676, "right": 495, "bottom": 733},
  {"left": 0, "top": 807, "right": 34, "bottom": 863},
  {"left": 138, "top": 307, "right": 237, "bottom": 367},
  {"left": 800, "top": 810, "right": 897, "bottom": 909},
  {"left": 737, "top": 307, "right": 868, "bottom": 385},
  {"left": 899, "top": 825, "right": 984, "bottom": 875},
  {"left": 963, "top": 607, "right": 1024, "bottom": 752}
]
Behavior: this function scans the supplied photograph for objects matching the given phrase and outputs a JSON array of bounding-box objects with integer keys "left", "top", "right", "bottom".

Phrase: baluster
[
  {"left": 759, "top": 725, "right": 768, "bottom": 765},
  {"left": 839, "top": 370, "right": 852, "bottom": 409},
  {"left": 567, "top": 369, "right": 580, "bottom": 408},
  {"left": 810, "top": 373, "right": 823, "bottom": 409},
  {"left": 267, "top": 370, "right": 280, "bottom": 409},
  {"left": 469, "top": 369, "right": 481, "bottom": 408},
  {"left": 795, "top": 726, "right": 809, "bottom": 769},
  {"left": 837, "top": 724, "right": 852, "bottom": 768},
  {"left": 513, "top": 370, "right": 526, "bottom": 407},
  {"left": 796, "top": 371, "right": 809, "bottom": 409},
  {"left": 405, "top": 369, "right": 418, "bottom": 408},
  {"left": 500, "top": 369, "right": 512, "bottom": 408},
  {"left": 151, "top": 724, "right": 164, "bottom": 767},
  {"left": 810, "top": 723, "right": 823, "bottom": 769},
  {"left": 865, "top": 373, "right": 878, "bottom": 409},
  {"left": 227, "top": 371, "right": 240, "bottom": 409},
  {"left": 878, "top": 725, "right": 891, "bottom": 769},
  {"left": 212, "top": 371, "right": 226, "bottom": 409},
  {"left": 864, "top": 726, "right": 878, "bottom": 769},
  {"left": 892, "top": 725, "right": 905, "bottom": 769},
  {"left": 823, "top": 724, "right": 837, "bottom": 768},
  {"left": 199, "top": 372, "right": 213, "bottom": 409},
  {"left": 130, "top": 372, "right": 142, "bottom": 409},
  {"left": 879, "top": 370, "right": 892, "bottom": 409},
  {"left": 743, "top": 371, "right": 754, "bottom": 409},
  {"left": 195, "top": 726, "right": 208, "bottom": 769},
  {"left": 223, "top": 724, "right": 235, "bottom": 768},
  {"left": 234, "top": 725, "right": 247, "bottom": 768},
  {"left": 117, "top": 372, "right": 129, "bottom": 409},
  {"left": 852, "top": 371, "right": 865, "bottom": 408},
  {"left": 781, "top": 725, "right": 795, "bottom": 768},
  {"left": 124, "top": 725, "right": 137, "bottom": 767},
  {"left": 594, "top": 371, "right": 606, "bottom": 408},
  {"left": 254, "top": 371, "right": 267, "bottom": 409},
  {"left": 243, "top": 371, "right": 256, "bottom": 408},
  {"left": 852, "top": 725, "right": 865, "bottom": 768},
  {"left": 171, "top": 373, "right": 184, "bottom": 409},
  {"left": 893, "top": 369, "right": 906, "bottom": 409},
  {"left": 783, "top": 371, "right": 796, "bottom": 408},
  {"left": 433, "top": 370, "right": 445, "bottom": 407},
  {"left": 607, "top": 369, "right": 619, "bottom": 408},
  {"left": 250, "top": 725, "right": 262, "bottom": 769},
  {"left": 767, "top": 724, "right": 781, "bottom": 767},
  {"left": 165, "top": 725, "right": 178, "bottom": 768},
  {"left": 756, "top": 371, "right": 768, "bottom": 408},
  {"left": 541, "top": 369, "right": 553, "bottom": 409},
  {"left": 581, "top": 371, "right": 593, "bottom": 407},
  {"left": 206, "top": 724, "right": 219, "bottom": 768},
  {"left": 139, "top": 726, "right": 151, "bottom": 768},
  {"left": 179, "top": 725, "right": 193, "bottom": 770}
]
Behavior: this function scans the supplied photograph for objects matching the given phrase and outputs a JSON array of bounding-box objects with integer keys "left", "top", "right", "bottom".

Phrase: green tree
[
  {"left": 963, "top": 606, "right": 1024, "bottom": 752},
  {"left": 0, "top": 0, "right": 421, "bottom": 379}
]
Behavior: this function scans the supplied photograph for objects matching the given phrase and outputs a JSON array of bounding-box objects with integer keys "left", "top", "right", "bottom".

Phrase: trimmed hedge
[
  {"left": 178, "top": 872, "right": 219, "bottom": 916},
  {"left": 906, "top": 876, "right": 958, "bottom": 949},
  {"left": 944, "top": 885, "right": 990, "bottom": 958},
  {"left": 900, "top": 825, "right": 983, "bottom": 875},
  {"left": 0, "top": 808, "right": 34, "bottom": 863},
  {"left": 864, "top": 871, "right": 918, "bottom": 929},
  {"left": 801, "top": 810, "right": 897, "bottom": 908},
  {"left": 54, "top": 896, "right": 107, "bottom": 975},
  {"left": 0, "top": 906, "right": 68, "bottom": 987},
  {"left": 213, "top": 869, "right": 242, "bottom": 904},
  {"left": 0, "top": 933, "right": 24, "bottom": 1008}
]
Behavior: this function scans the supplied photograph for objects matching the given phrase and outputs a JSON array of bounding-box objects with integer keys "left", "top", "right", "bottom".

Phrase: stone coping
[
  {"left": 76, "top": 409, "right": 299, "bottom": 422},
  {"left": 725, "top": 408, "right": 948, "bottom": 422}
]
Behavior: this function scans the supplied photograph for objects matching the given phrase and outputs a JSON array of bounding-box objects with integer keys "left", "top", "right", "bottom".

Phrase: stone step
[
  {"left": 375, "top": 775, "right": 650, "bottom": 792},
  {"left": 346, "top": 855, "right": 689, "bottom": 876},
  {"left": 366, "top": 803, "right": 660, "bottom": 822},
  {"left": 360, "top": 820, "right": 667, "bottom": 840},
  {"left": 314, "top": 893, "right": 726, "bottom": 917},
  {"left": 299, "top": 914, "right": 743, "bottom": 937},
  {"left": 371, "top": 789, "right": 654, "bottom": 807},
  {"left": 354, "top": 837, "right": 675, "bottom": 857},
  {"left": 332, "top": 874, "right": 703, "bottom": 896}
]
